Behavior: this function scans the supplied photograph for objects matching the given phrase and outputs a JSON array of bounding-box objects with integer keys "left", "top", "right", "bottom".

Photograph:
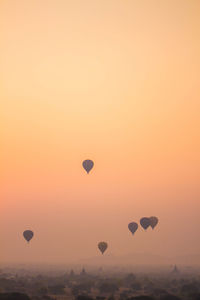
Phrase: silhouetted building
[
  {"left": 70, "top": 269, "right": 75, "bottom": 277},
  {"left": 171, "top": 265, "right": 179, "bottom": 274},
  {"left": 80, "top": 268, "right": 86, "bottom": 276}
]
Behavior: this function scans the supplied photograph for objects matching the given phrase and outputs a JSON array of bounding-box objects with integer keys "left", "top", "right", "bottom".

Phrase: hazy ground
[{"left": 0, "top": 264, "right": 200, "bottom": 300}]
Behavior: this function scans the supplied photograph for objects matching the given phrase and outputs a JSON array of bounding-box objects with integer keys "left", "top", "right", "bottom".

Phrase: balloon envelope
[
  {"left": 82, "top": 160, "right": 94, "bottom": 173},
  {"left": 128, "top": 222, "right": 138, "bottom": 235},
  {"left": 149, "top": 216, "right": 159, "bottom": 229},
  {"left": 23, "top": 230, "right": 34, "bottom": 242},
  {"left": 98, "top": 242, "right": 108, "bottom": 254},
  {"left": 140, "top": 217, "right": 151, "bottom": 230}
]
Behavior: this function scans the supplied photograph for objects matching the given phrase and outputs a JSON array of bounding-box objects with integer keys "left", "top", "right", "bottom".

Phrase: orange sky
[{"left": 1, "top": 0, "right": 200, "bottom": 264}]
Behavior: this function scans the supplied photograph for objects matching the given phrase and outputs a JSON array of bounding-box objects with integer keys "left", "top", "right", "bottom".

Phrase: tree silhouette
[{"left": 0, "top": 293, "right": 30, "bottom": 300}]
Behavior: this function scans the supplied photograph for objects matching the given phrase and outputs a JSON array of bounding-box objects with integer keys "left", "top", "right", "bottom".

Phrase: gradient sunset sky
[{"left": 1, "top": 0, "right": 200, "bottom": 264}]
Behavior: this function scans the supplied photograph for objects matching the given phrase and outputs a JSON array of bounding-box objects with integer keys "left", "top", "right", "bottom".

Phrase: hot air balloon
[
  {"left": 140, "top": 217, "right": 151, "bottom": 230},
  {"left": 98, "top": 242, "right": 108, "bottom": 254},
  {"left": 23, "top": 230, "right": 34, "bottom": 243},
  {"left": 128, "top": 222, "right": 138, "bottom": 235},
  {"left": 149, "top": 216, "right": 159, "bottom": 229},
  {"left": 82, "top": 160, "right": 94, "bottom": 174}
]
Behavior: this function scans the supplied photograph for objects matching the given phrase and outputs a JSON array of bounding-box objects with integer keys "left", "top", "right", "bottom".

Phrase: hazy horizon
[{"left": 1, "top": 0, "right": 200, "bottom": 265}]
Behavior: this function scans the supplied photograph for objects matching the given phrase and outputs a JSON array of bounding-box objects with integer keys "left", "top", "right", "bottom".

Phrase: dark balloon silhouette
[
  {"left": 128, "top": 222, "right": 138, "bottom": 235},
  {"left": 149, "top": 216, "right": 159, "bottom": 229},
  {"left": 82, "top": 160, "right": 94, "bottom": 174},
  {"left": 98, "top": 242, "right": 108, "bottom": 254},
  {"left": 140, "top": 217, "right": 151, "bottom": 230},
  {"left": 23, "top": 230, "right": 34, "bottom": 242}
]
